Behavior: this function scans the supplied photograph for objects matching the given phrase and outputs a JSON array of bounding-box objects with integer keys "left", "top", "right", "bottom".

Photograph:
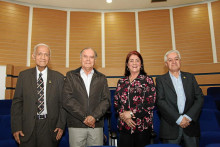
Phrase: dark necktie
[{"left": 37, "top": 73, "right": 44, "bottom": 114}]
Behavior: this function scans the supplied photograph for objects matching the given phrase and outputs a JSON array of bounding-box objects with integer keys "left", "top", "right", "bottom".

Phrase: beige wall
[
  {"left": 139, "top": 9, "right": 172, "bottom": 68},
  {"left": 0, "top": 1, "right": 29, "bottom": 65},
  {"left": 70, "top": 12, "right": 102, "bottom": 69},
  {"left": 105, "top": 12, "right": 136, "bottom": 68},
  {"left": 174, "top": 4, "right": 213, "bottom": 65},
  {"left": 31, "top": 8, "right": 67, "bottom": 69}
]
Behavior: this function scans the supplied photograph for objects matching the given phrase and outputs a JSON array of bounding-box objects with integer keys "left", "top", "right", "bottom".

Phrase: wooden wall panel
[
  {"left": 5, "top": 77, "right": 12, "bottom": 88},
  {"left": 105, "top": 12, "right": 136, "bottom": 69},
  {"left": 31, "top": 8, "right": 67, "bottom": 69},
  {"left": 107, "top": 78, "right": 120, "bottom": 88},
  {"left": 195, "top": 74, "right": 220, "bottom": 85},
  {"left": 5, "top": 89, "right": 14, "bottom": 100},
  {"left": 181, "top": 63, "right": 220, "bottom": 73},
  {"left": 139, "top": 9, "right": 172, "bottom": 69},
  {"left": 173, "top": 4, "right": 213, "bottom": 65},
  {"left": 6, "top": 64, "right": 14, "bottom": 75},
  {"left": 212, "top": 1, "right": 220, "bottom": 62},
  {"left": 5, "top": 63, "right": 220, "bottom": 99},
  {"left": 0, "top": 1, "right": 29, "bottom": 66},
  {"left": 69, "top": 12, "right": 102, "bottom": 69}
]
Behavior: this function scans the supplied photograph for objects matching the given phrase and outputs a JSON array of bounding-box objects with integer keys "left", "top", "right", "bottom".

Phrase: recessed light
[{"left": 106, "top": 0, "right": 112, "bottom": 3}]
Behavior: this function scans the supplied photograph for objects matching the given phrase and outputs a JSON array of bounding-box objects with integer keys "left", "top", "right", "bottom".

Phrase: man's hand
[
  {"left": 84, "top": 116, "right": 96, "bottom": 128},
  {"left": 13, "top": 131, "right": 24, "bottom": 144},
  {"left": 54, "top": 128, "right": 63, "bottom": 140},
  {"left": 180, "top": 116, "right": 190, "bottom": 128},
  {"left": 124, "top": 118, "right": 136, "bottom": 128}
]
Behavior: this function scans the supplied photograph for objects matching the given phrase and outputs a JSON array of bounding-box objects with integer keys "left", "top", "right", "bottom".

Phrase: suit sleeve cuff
[
  {"left": 183, "top": 114, "right": 192, "bottom": 122},
  {"left": 176, "top": 115, "right": 183, "bottom": 125}
]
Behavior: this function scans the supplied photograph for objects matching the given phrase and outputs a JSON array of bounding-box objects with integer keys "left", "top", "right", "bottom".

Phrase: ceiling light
[{"left": 106, "top": 0, "right": 112, "bottom": 3}]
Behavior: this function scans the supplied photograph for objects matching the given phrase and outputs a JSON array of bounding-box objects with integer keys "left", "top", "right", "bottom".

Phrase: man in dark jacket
[
  {"left": 11, "top": 43, "right": 66, "bottom": 147},
  {"left": 63, "top": 47, "right": 111, "bottom": 147},
  {"left": 156, "top": 50, "right": 204, "bottom": 147}
]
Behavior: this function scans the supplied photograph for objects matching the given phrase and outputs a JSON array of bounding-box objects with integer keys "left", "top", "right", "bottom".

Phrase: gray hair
[
  {"left": 164, "top": 50, "right": 181, "bottom": 62},
  {"left": 80, "top": 47, "right": 97, "bottom": 59},
  {"left": 33, "top": 43, "right": 51, "bottom": 56}
]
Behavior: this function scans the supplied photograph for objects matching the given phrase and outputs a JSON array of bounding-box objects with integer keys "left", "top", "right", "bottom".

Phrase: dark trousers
[
  {"left": 20, "top": 118, "right": 58, "bottom": 147},
  {"left": 162, "top": 127, "right": 199, "bottom": 147},
  {"left": 118, "top": 130, "right": 151, "bottom": 147}
]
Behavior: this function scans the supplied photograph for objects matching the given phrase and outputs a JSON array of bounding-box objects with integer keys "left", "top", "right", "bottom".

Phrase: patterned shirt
[{"left": 114, "top": 74, "right": 156, "bottom": 134}]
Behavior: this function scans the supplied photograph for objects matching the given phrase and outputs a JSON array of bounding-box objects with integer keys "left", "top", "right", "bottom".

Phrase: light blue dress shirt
[{"left": 169, "top": 71, "right": 192, "bottom": 125}]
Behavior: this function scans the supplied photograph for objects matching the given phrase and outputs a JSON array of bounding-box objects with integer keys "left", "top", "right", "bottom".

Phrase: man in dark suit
[
  {"left": 63, "top": 47, "right": 111, "bottom": 147},
  {"left": 11, "top": 43, "right": 66, "bottom": 147},
  {"left": 156, "top": 50, "right": 204, "bottom": 147}
]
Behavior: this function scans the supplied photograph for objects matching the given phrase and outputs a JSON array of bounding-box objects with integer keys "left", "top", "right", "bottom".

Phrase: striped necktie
[{"left": 37, "top": 73, "right": 44, "bottom": 114}]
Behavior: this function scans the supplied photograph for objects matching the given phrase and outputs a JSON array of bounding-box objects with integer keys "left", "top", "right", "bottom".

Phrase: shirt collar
[
  {"left": 80, "top": 68, "right": 94, "bottom": 76},
  {"left": 169, "top": 70, "right": 181, "bottom": 79},
  {"left": 36, "top": 66, "right": 47, "bottom": 76}
]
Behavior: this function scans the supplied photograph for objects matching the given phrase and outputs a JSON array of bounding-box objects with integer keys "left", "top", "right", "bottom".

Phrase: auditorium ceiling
[{"left": 9, "top": 0, "right": 212, "bottom": 10}]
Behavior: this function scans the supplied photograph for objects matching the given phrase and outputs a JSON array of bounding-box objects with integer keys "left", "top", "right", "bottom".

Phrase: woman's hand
[
  {"left": 120, "top": 111, "right": 136, "bottom": 128},
  {"left": 124, "top": 118, "right": 136, "bottom": 128},
  {"left": 120, "top": 111, "right": 135, "bottom": 121}
]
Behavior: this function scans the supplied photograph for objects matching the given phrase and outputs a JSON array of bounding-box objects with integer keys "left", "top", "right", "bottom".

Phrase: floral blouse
[{"left": 114, "top": 74, "right": 156, "bottom": 134}]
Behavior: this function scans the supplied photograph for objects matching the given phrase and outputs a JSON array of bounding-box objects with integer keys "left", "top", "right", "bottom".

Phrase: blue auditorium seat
[
  {"left": 199, "top": 109, "right": 220, "bottom": 132},
  {"left": 152, "top": 109, "right": 161, "bottom": 144},
  {"left": 58, "top": 127, "right": 69, "bottom": 147},
  {"left": 0, "top": 115, "right": 18, "bottom": 147},
  {"left": 214, "top": 100, "right": 220, "bottom": 111},
  {"left": 103, "top": 114, "right": 110, "bottom": 145},
  {"left": 0, "top": 140, "right": 17, "bottom": 147},
  {"left": 203, "top": 96, "right": 217, "bottom": 110},
  {"left": 0, "top": 100, "right": 12, "bottom": 115},
  {"left": 207, "top": 87, "right": 220, "bottom": 99},
  {"left": 207, "top": 87, "right": 220, "bottom": 111},
  {"left": 110, "top": 90, "right": 118, "bottom": 133},
  {"left": 200, "top": 132, "right": 220, "bottom": 147},
  {"left": 199, "top": 109, "right": 220, "bottom": 147},
  {"left": 0, "top": 100, "right": 18, "bottom": 146},
  {"left": 206, "top": 143, "right": 220, "bottom": 147},
  {"left": 109, "top": 90, "right": 118, "bottom": 146}
]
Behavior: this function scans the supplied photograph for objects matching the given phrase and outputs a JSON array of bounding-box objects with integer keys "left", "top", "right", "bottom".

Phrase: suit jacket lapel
[
  {"left": 46, "top": 68, "right": 53, "bottom": 102},
  {"left": 164, "top": 72, "right": 176, "bottom": 93},
  {"left": 89, "top": 72, "right": 98, "bottom": 98},
  {"left": 164, "top": 72, "right": 178, "bottom": 109},
  {"left": 181, "top": 72, "right": 187, "bottom": 93},
  {"left": 76, "top": 69, "right": 89, "bottom": 98},
  {"left": 181, "top": 71, "right": 189, "bottom": 107},
  {"left": 31, "top": 68, "right": 38, "bottom": 101}
]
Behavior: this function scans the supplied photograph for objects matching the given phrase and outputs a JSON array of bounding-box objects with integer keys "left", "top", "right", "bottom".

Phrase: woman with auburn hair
[{"left": 114, "top": 51, "right": 156, "bottom": 147}]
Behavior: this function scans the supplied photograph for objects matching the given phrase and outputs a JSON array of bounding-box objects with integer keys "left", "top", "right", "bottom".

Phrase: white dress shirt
[{"left": 80, "top": 68, "right": 94, "bottom": 97}]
